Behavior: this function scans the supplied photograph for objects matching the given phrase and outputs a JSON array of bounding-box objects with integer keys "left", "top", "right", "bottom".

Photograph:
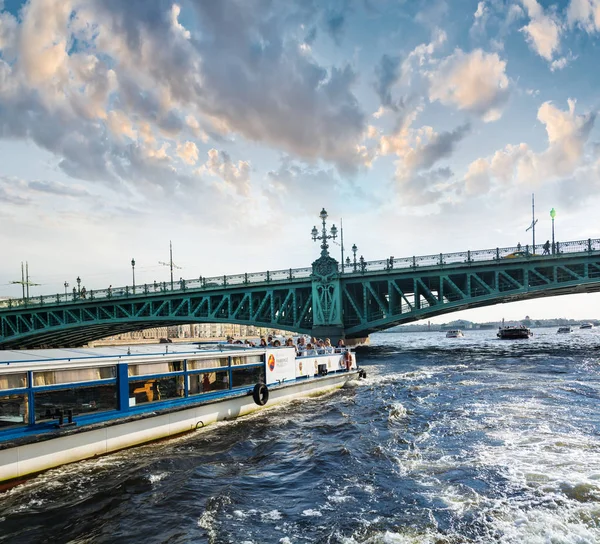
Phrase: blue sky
[{"left": 1, "top": 0, "right": 599, "bottom": 324}]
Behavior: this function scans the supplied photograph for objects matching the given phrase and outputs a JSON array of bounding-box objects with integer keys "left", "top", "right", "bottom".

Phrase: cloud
[
  {"left": 397, "top": 167, "right": 455, "bottom": 206},
  {"left": 176, "top": 141, "right": 199, "bottom": 165},
  {"left": 567, "top": 0, "right": 600, "bottom": 33},
  {"left": 428, "top": 48, "right": 510, "bottom": 122},
  {"left": 520, "top": 0, "right": 563, "bottom": 63},
  {"left": 200, "top": 149, "right": 251, "bottom": 196},
  {"left": 462, "top": 100, "right": 596, "bottom": 195},
  {"left": 470, "top": 1, "right": 489, "bottom": 37}
]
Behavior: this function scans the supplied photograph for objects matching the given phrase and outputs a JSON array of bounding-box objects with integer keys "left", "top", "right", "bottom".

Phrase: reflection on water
[{"left": 1, "top": 328, "right": 600, "bottom": 543}]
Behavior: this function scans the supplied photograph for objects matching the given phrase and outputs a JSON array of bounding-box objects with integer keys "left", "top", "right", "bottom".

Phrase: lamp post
[
  {"left": 550, "top": 208, "right": 556, "bottom": 254},
  {"left": 352, "top": 244, "right": 358, "bottom": 272},
  {"left": 131, "top": 258, "right": 136, "bottom": 292},
  {"left": 311, "top": 208, "right": 338, "bottom": 257},
  {"left": 359, "top": 255, "right": 366, "bottom": 273},
  {"left": 76, "top": 276, "right": 81, "bottom": 295},
  {"left": 64, "top": 281, "right": 68, "bottom": 296}
]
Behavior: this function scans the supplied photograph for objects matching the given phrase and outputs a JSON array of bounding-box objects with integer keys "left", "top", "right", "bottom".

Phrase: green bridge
[{"left": 2, "top": 211, "right": 600, "bottom": 348}]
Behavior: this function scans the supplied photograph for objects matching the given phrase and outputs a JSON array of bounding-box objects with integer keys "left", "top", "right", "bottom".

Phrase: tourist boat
[
  {"left": 580, "top": 323, "right": 594, "bottom": 329},
  {"left": 497, "top": 326, "right": 533, "bottom": 339},
  {"left": 557, "top": 326, "right": 573, "bottom": 334},
  {"left": 445, "top": 330, "right": 464, "bottom": 338},
  {"left": 0, "top": 343, "right": 362, "bottom": 484}
]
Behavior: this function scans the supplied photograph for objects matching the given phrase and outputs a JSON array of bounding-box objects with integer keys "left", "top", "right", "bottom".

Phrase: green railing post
[
  {"left": 182, "top": 279, "right": 186, "bottom": 291},
  {"left": 588, "top": 238, "right": 593, "bottom": 253},
  {"left": 525, "top": 245, "right": 530, "bottom": 257},
  {"left": 289, "top": 268, "right": 293, "bottom": 280},
  {"left": 125, "top": 286, "right": 129, "bottom": 297},
  {"left": 144, "top": 284, "right": 148, "bottom": 294},
  {"left": 439, "top": 253, "right": 444, "bottom": 266},
  {"left": 244, "top": 273, "right": 248, "bottom": 284},
  {"left": 467, "top": 250, "right": 471, "bottom": 263},
  {"left": 90, "top": 290, "right": 94, "bottom": 300},
  {"left": 556, "top": 241, "right": 560, "bottom": 254},
  {"left": 266, "top": 271, "right": 270, "bottom": 282},
  {"left": 163, "top": 281, "right": 167, "bottom": 292},
  {"left": 56, "top": 294, "right": 60, "bottom": 304},
  {"left": 496, "top": 248, "right": 500, "bottom": 260},
  {"left": 412, "top": 256, "right": 416, "bottom": 268},
  {"left": 223, "top": 275, "right": 227, "bottom": 287}
]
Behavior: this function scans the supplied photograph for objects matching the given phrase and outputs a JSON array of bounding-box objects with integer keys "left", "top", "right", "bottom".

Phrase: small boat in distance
[
  {"left": 446, "top": 330, "right": 464, "bottom": 338},
  {"left": 580, "top": 323, "right": 594, "bottom": 329},
  {"left": 557, "top": 326, "right": 573, "bottom": 334},
  {"left": 497, "top": 326, "right": 533, "bottom": 339}
]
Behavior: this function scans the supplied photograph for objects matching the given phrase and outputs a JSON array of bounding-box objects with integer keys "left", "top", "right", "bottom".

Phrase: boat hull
[{"left": 0, "top": 371, "right": 356, "bottom": 483}]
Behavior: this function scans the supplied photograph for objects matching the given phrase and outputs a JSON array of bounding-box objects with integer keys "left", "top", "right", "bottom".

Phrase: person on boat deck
[
  {"left": 226, "top": 336, "right": 233, "bottom": 344},
  {"left": 543, "top": 240, "right": 551, "bottom": 255},
  {"left": 259, "top": 337, "right": 267, "bottom": 347},
  {"left": 316, "top": 340, "right": 326, "bottom": 354},
  {"left": 305, "top": 343, "right": 317, "bottom": 356},
  {"left": 324, "top": 338, "right": 334, "bottom": 353},
  {"left": 296, "top": 336, "right": 307, "bottom": 355},
  {"left": 285, "top": 337, "right": 294, "bottom": 347},
  {"left": 267, "top": 335, "right": 274, "bottom": 346},
  {"left": 337, "top": 339, "right": 345, "bottom": 348},
  {"left": 202, "top": 374, "right": 211, "bottom": 392},
  {"left": 272, "top": 339, "right": 281, "bottom": 347}
]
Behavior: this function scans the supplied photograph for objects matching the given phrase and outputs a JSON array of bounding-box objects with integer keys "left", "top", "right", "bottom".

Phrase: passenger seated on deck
[
  {"left": 285, "top": 337, "right": 294, "bottom": 347},
  {"left": 336, "top": 339, "right": 345, "bottom": 352},
  {"left": 267, "top": 335, "right": 274, "bottom": 346},
  {"left": 305, "top": 343, "right": 317, "bottom": 356},
  {"left": 324, "top": 338, "right": 334, "bottom": 353},
  {"left": 316, "top": 340, "right": 326, "bottom": 354},
  {"left": 272, "top": 339, "right": 281, "bottom": 347},
  {"left": 259, "top": 337, "right": 267, "bottom": 347},
  {"left": 296, "top": 337, "right": 307, "bottom": 355}
]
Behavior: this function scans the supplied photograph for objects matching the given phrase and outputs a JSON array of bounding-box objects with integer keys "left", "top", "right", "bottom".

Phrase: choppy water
[{"left": 2, "top": 328, "right": 600, "bottom": 543}]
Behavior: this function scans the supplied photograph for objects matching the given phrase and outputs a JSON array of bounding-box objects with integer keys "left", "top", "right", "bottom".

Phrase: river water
[{"left": 1, "top": 329, "right": 600, "bottom": 543}]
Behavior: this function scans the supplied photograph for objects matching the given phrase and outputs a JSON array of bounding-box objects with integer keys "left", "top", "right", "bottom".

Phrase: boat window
[
  {"left": 187, "top": 357, "right": 229, "bottom": 370},
  {"left": 0, "top": 394, "right": 28, "bottom": 429},
  {"left": 231, "top": 367, "right": 265, "bottom": 388},
  {"left": 33, "top": 366, "right": 116, "bottom": 387},
  {"left": 127, "top": 360, "right": 183, "bottom": 377},
  {"left": 231, "top": 355, "right": 263, "bottom": 366},
  {"left": 33, "top": 384, "right": 117, "bottom": 423},
  {"left": 188, "top": 371, "right": 230, "bottom": 395},
  {"left": 0, "top": 373, "right": 27, "bottom": 390},
  {"left": 128, "top": 376, "right": 185, "bottom": 406}
]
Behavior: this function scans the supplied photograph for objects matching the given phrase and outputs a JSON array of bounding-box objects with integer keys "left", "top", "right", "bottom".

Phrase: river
[{"left": 1, "top": 328, "right": 600, "bottom": 543}]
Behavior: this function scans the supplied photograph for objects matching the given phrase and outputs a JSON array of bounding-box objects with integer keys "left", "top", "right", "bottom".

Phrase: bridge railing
[
  {"left": 1, "top": 238, "right": 598, "bottom": 310},
  {"left": 344, "top": 238, "right": 600, "bottom": 274}
]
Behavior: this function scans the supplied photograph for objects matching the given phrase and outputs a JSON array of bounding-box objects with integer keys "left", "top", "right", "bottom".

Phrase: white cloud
[
  {"left": 520, "top": 0, "right": 562, "bottom": 62},
  {"left": 176, "top": 141, "right": 199, "bottom": 165},
  {"left": 428, "top": 48, "right": 510, "bottom": 122},
  {"left": 567, "top": 0, "right": 600, "bottom": 32},
  {"left": 462, "top": 100, "right": 596, "bottom": 194},
  {"left": 200, "top": 149, "right": 251, "bottom": 195}
]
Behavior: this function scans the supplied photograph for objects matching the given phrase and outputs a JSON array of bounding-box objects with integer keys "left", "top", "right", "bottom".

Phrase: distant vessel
[
  {"left": 497, "top": 326, "right": 532, "bottom": 339},
  {"left": 580, "top": 323, "right": 594, "bottom": 329},
  {"left": 557, "top": 326, "right": 573, "bottom": 334},
  {"left": 445, "top": 330, "right": 464, "bottom": 338}
]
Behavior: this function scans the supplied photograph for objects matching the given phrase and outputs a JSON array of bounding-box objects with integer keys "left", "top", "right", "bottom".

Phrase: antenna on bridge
[
  {"left": 525, "top": 193, "right": 538, "bottom": 253},
  {"left": 10, "top": 262, "right": 40, "bottom": 299},
  {"left": 158, "top": 240, "right": 182, "bottom": 290}
]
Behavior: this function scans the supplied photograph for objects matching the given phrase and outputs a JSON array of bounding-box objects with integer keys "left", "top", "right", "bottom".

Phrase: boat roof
[{"left": 0, "top": 343, "right": 262, "bottom": 367}]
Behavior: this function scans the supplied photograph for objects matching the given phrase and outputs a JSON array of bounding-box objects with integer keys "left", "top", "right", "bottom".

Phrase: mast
[{"left": 525, "top": 193, "right": 538, "bottom": 253}]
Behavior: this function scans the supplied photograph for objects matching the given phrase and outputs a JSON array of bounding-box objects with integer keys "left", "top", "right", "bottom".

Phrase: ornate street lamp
[
  {"left": 550, "top": 208, "right": 556, "bottom": 254},
  {"left": 311, "top": 208, "right": 338, "bottom": 257},
  {"left": 359, "top": 255, "right": 366, "bottom": 273},
  {"left": 76, "top": 276, "right": 81, "bottom": 295},
  {"left": 64, "top": 281, "right": 69, "bottom": 296},
  {"left": 352, "top": 244, "right": 358, "bottom": 272},
  {"left": 131, "top": 258, "right": 136, "bottom": 292}
]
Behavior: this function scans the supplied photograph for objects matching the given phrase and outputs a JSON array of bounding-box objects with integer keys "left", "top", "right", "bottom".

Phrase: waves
[{"left": 2, "top": 330, "right": 600, "bottom": 542}]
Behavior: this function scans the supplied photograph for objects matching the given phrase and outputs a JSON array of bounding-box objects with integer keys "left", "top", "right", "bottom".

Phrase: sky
[{"left": 0, "top": 0, "right": 600, "bottom": 325}]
